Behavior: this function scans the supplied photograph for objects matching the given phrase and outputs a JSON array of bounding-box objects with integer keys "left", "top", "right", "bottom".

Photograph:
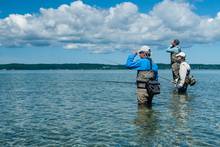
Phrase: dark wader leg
[
  {"left": 137, "top": 88, "right": 153, "bottom": 107},
  {"left": 146, "top": 94, "right": 153, "bottom": 107},
  {"left": 178, "top": 84, "right": 188, "bottom": 94}
]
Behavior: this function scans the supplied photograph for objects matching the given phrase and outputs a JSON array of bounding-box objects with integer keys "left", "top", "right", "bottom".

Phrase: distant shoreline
[{"left": 0, "top": 63, "right": 220, "bottom": 70}]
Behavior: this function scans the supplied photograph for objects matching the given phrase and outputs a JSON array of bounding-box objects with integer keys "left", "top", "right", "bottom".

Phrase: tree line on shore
[{"left": 0, "top": 63, "right": 220, "bottom": 70}]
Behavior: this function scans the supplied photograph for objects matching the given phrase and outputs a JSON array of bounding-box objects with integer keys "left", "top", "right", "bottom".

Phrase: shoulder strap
[{"left": 147, "top": 57, "right": 152, "bottom": 70}]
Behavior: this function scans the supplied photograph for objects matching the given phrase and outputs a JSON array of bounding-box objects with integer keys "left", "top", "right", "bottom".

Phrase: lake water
[{"left": 0, "top": 70, "right": 219, "bottom": 146}]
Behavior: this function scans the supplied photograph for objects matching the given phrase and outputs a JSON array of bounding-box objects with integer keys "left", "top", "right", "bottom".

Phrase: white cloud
[
  {"left": 0, "top": 0, "right": 220, "bottom": 53},
  {"left": 63, "top": 43, "right": 78, "bottom": 49}
]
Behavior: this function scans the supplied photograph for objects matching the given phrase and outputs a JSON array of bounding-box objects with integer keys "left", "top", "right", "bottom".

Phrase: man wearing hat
[
  {"left": 166, "top": 39, "right": 182, "bottom": 82},
  {"left": 175, "top": 52, "right": 191, "bottom": 93},
  {"left": 126, "top": 45, "right": 159, "bottom": 106}
]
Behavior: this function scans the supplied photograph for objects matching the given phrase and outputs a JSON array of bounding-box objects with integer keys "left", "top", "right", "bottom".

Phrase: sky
[{"left": 0, "top": 0, "right": 220, "bottom": 64}]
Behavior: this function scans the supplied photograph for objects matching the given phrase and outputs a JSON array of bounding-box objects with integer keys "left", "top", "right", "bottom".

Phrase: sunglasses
[{"left": 139, "top": 51, "right": 145, "bottom": 54}]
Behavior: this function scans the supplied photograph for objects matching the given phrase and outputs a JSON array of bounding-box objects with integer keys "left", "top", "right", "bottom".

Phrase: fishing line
[{"left": 73, "top": 79, "right": 135, "bottom": 84}]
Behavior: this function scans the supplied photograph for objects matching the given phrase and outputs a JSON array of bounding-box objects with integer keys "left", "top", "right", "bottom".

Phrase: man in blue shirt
[
  {"left": 126, "top": 45, "right": 158, "bottom": 106},
  {"left": 166, "top": 39, "right": 181, "bottom": 81}
]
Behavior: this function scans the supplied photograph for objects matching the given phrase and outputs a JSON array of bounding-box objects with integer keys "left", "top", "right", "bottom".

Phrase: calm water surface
[{"left": 0, "top": 70, "right": 219, "bottom": 146}]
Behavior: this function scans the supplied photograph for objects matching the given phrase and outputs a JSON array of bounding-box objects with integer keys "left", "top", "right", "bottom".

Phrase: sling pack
[
  {"left": 185, "top": 75, "right": 197, "bottom": 86},
  {"left": 136, "top": 58, "right": 160, "bottom": 95}
]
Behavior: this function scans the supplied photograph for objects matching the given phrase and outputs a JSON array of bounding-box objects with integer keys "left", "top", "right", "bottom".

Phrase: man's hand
[
  {"left": 177, "top": 83, "right": 183, "bottom": 89},
  {"left": 170, "top": 44, "right": 174, "bottom": 48},
  {"left": 132, "top": 50, "right": 138, "bottom": 55}
]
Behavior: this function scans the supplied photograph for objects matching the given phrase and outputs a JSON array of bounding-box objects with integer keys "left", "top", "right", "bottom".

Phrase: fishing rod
[
  {"left": 97, "top": 56, "right": 175, "bottom": 83},
  {"left": 159, "top": 76, "right": 172, "bottom": 82},
  {"left": 73, "top": 77, "right": 174, "bottom": 85}
]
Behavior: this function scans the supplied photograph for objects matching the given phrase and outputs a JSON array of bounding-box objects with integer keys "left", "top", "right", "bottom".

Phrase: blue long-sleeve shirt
[{"left": 126, "top": 54, "right": 158, "bottom": 80}]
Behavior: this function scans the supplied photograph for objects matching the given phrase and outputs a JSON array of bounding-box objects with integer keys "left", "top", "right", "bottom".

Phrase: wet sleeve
[
  {"left": 166, "top": 46, "right": 179, "bottom": 53},
  {"left": 126, "top": 54, "right": 141, "bottom": 69},
  {"left": 166, "top": 46, "right": 175, "bottom": 53}
]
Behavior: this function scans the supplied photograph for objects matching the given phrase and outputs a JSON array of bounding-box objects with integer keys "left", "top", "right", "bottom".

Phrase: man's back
[
  {"left": 178, "top": 61, "right": 191, "bottom": 86},
  {"left": 166, "top": 46, "right": 181, "bottom": 64}
]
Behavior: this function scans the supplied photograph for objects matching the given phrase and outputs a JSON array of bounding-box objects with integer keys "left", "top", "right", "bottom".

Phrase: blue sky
[{"left": 0, "top": 0, "right": 220, "bottom": 64}]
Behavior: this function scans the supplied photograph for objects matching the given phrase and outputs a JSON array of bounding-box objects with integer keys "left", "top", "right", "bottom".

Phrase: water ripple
[{"left": 0, "top": 70, "right": 220, "bottom": 146}]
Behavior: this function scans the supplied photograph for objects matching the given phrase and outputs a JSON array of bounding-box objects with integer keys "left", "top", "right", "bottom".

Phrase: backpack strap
[{"left": 147, "top": 57, "right": 156, "bottom": 80}]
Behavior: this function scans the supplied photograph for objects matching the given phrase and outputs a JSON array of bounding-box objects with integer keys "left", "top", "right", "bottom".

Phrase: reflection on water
[
  {"left": 134, "top": 105, "right": 159, "bottom": 146},
  {"left": 0, "top": 70, "right": 220, "bottom": 146},
  {"left": 169, "top": 92, "right": 193, "bottom": 146}
]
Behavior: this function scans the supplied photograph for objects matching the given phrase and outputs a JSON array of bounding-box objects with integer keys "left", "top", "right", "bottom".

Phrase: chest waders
[
  {"left": 178, "top": 69, "right": 190, "bottom": 93},
  {"left": 136, "top": 58, "right": 160, "bottom": 96},
  {"left": 170, "top": 47, "right": 181, "bottom": 80}
]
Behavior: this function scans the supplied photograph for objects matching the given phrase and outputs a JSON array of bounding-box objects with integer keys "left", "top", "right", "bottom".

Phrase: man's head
[
  {"left": 171, "top": 39, "right": 180, "bottom": 47},
  {"left": 176, "top": 52, "right": 186, "bottom": 62},
  {"left": 138, "top": 45, "right": 151, "bottom": 58}
]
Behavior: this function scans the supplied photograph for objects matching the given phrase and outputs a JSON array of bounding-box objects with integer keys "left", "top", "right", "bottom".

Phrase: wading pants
[
  {"left": 137, "top": 88, "right": 153, "bottom": 105},
  {"left": 171, "top": 62, "right": 180, "bottom": 81}
]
